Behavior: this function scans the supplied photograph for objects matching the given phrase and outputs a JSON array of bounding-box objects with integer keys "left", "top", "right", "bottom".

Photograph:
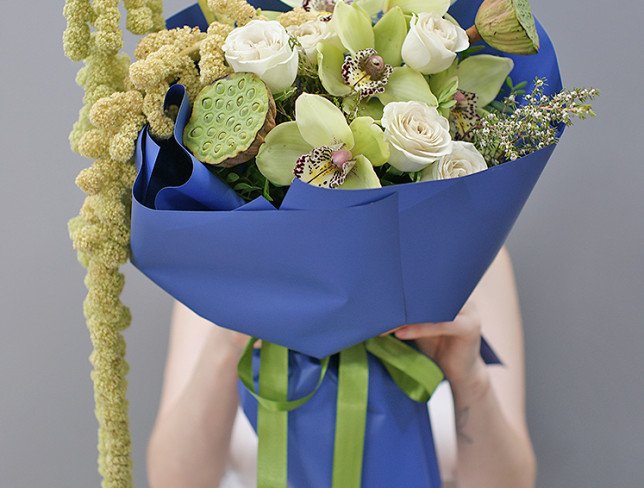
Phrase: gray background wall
[{"left": 1, "top": 1, "right": 642, "bottom": 487}]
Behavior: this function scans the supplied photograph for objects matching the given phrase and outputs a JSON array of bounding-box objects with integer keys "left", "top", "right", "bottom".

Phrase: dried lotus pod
[
  {"left": 184, "top": 73, "right": 276, "bottom": 167},
  {"left": 466, "top": 0, "right": 540, "bottom": 55}
]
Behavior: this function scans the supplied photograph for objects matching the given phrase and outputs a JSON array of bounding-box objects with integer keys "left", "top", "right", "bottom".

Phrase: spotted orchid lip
[
  {"left": 449, "top": 90, "right": 481, "bottom": 141},
  {"left": 293, "top": 145, "right": 356, "bottom": 188},
  {"left": 341, "top": 48, "right": 394, "bottom": 100}
]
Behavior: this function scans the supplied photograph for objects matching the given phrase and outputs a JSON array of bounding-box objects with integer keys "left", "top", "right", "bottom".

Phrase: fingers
[
  {"left": 379, "top": 327, "right": 402, "bottom": 337},
  {"left": 394, "top": 322, "right": 459, "bottom": 340},
  {"left": 379, "top": 300, "right": 481, "bottom": 340},
  {"left": 394, "top": 305, "right": 481, "bottom": 340}
]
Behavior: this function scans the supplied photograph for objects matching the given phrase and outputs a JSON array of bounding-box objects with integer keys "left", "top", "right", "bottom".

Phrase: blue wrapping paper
[
  {"left": 133, "top": 2, "right": 561, "bottom": 360},
  {"left": 130, "top": 1, "right": 563, "bottom": 486}
]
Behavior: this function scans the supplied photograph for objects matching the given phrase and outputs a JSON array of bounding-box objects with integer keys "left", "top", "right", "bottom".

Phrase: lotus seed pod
[
  {"left": 470, "top": 0, "right": 539, "bottom": 55},
  {"left": 184, "top": 73, "right": 276, "bottom": 167}
]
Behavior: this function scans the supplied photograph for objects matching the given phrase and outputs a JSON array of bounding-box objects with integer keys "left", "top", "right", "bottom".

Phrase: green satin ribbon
[
  {"left": 332, "top": 344, "right": 369, "bottom": 487},
  {"left": 237, "top": 335, "right": 444, "bottom": 488},
  {"left": 238, "top": 339, "right": 331, "bottom": 488}
]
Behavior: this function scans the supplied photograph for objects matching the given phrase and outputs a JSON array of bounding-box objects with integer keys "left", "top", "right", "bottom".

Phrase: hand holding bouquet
[{"left": 63, "top": 0, "right": 597, "bottom": 486}]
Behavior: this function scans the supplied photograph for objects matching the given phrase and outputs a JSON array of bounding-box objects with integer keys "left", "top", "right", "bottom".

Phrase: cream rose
[
  {"left": 420, "top": 141, "right": 488, "bottom": 180},
  {"left": 401, "top": 13, "right": 469, "bottom": 75},
  {"left": 381, "top": 101, "right": 453, "bottom": 172},
  {"left": 222, "top": 20, "right": 299, "bottom": 93},
  {"left": 286, "top": 19, "right": 336, "bottom": 65}
]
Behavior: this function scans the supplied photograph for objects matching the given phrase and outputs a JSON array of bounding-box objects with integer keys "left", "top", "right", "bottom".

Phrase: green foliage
[
  {"left": 485, "top": 76, "right": 528, "bottom": 114},
  {"left": 375, "top": 164, "right": 418, "bottom": 186},
  {"left": 215, "top": 161, "right": 288, "bottom": 205},
  {"left": 472, "top": 78, "right": 599, "bottom": 165}
]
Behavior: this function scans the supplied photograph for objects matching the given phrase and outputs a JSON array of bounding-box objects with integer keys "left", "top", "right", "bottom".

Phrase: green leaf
[
  {"left": 295, "top": 93, "right": 355, "bottom": 149},
  {"left": 458, "top": 55, "right": 514, "bottom": 108},
  {"left": 429, "top": 61, "right": 459, "bottom": 105},
  {"left": 459, "top": 44, "right": 485, "bottom": 60},
  {"left": 378, "top": 66, "right": 438, "bottom": 106},
  {"left": 317, "top": 39, "right": 353, "bottom": 97},
  {"left": 340, "top": 154, "right": 381, "bottom": 189},
  {"left": 373, "top": 6, "right": 408, "bottom": 67},
  {"left": 256, "top": 121, "right": 312, "bottom": 186},
  {"left": 332, "top": 1, "right": 375, "bottom": 54},
  {"left": 384, "top": 0, "right": 449, "bottom": 15},
  {"left": 350, "top": 117, "right": 390, "bottom": 167},
  {"left": 262, "top": 177, "right": 274, "bottom": 201},
  {"left": 234, "top": 182, "right": 260, "bottom": 191}
]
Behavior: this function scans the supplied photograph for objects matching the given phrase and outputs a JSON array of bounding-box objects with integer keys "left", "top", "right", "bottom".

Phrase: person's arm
[
  {"left": 147, "top": 303, "right": 249, "bottom": 488},
  {"left": 394, "top": 246, "right": 536, "bottom": 488}
]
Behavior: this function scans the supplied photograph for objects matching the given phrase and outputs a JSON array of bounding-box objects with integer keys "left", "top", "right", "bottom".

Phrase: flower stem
[
  {"left": 466, "top": 25, "right": 482, "bottom": 45},
  {"left": 179, "top": 39, "right": 205, "bottom": 58}
]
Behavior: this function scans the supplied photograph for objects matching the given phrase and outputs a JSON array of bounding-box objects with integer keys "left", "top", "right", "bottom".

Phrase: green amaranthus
[{"left": 63, "top": 1, "right": 164, "bottom": 487}]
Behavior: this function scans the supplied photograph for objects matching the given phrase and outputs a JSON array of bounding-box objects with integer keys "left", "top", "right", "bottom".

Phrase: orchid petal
[
  {"left": 357, "top": 98, "right": 386, "bottom": 120},
  {"left": 259, "top": 10, "right": 283, "bottom": 20},
  {"left": 276, "top": 0, "right": 302, "bottom": 7},
  {"left": 350, "top": 117, "right": 390, "bottom": 167},
  {"left": 332, "top": 1, "right": 375, "bottom": 54},
  {"left": 317, "top": 39, "right": 353, "bottom": 97},
  {"left": 340, "top": 154, "right": 381, "bottom": 189},
  {"left": 384, "top": 0, "right": 449, "bottom": 15},
  {"left": 373, "top": 6, "right": 408, "bottom": 67},
  {"left": 295, "top": 93, "right": 354, "bottom": 149},
  {"left": 355, "top": 0, "right": 387, "bottom": 17},
  {"left": 457, "top": 54, "right": 514, "bottom": 108},
  {"left": 377, "top": 66, "right": 438, "bottom": 106},
  {"left": 256, "top": 122, "right": 312, "bottom": 186},
  {"left": 342, "top": 96, "right": 385, "bottom": 121}
]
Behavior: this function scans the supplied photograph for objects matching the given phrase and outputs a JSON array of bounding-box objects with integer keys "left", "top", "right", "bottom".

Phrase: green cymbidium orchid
[
  {"left": 317, "top": 2, "right": 408, "bottom": 98},
  {"left": 429, "top": 54, "right": 514, "bottom": 115},
  {"left": 448, "top": 54, "right": 514, "bottom": 139},
  {"left": 256, "top": 93, "right": 389, "bottom": 189},
  {"left": 457, "top": 54, "right": 514, "bottom": 108}
]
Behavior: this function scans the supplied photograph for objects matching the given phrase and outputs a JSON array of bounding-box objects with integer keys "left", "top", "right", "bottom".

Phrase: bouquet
[{"left": 63, "top": 0, "right": 597, "bottom": 486}]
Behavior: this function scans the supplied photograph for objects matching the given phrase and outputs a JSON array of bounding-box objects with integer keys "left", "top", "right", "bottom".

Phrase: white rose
[
  {"left": 381, "top": 101, "right": 453, "bottom": 172},
  {"left": 286, "top": 19, "right": 335, "bottom": 65},
  {"left": 222, "top": 20, "right": 299, "bottom": 93},
  {"left": 420, "top": 141, "right": 488, "bottom": 180},
  {"left": 401, "top": 13, "right": 469, "bottom": 75}
]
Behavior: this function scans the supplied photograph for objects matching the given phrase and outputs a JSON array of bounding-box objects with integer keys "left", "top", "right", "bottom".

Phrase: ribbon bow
[{"left": 238, "top": 335, "right": 444, "bottom": 488}]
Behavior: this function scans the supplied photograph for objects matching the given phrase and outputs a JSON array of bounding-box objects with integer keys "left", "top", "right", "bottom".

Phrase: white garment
[{"left": 220, "top": 381, "right": 457, "bottom": 487}]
